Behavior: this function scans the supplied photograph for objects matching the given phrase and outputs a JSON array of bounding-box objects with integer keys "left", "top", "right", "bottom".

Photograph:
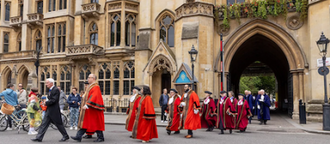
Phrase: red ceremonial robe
[
  {"left": 125, "top": 94, "right": 142, "bottom": 131},
  {"left": 216, "top": 97, "right": 236, "bottom": 130},
  {"left": 166, "top": 95, "right": 181, "bottom": 132},
  {"left": 236, "top": 100, "right": 252, "bottom": 130},
  {"left": 179, "top": 90, "right": 201, "bottom": 130},
  {"left": 201, "top": 97, "right": 217, "bottom": 128},
  {"left": 132, "top": 95, "right": 158, "bottom": 141},
  {"left": 78, "top": 83, "right": 105, "bottom": 132}
]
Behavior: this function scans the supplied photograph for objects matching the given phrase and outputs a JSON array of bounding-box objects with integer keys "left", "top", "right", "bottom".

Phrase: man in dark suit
[
  {"left": 31, "top": 78, "right": 69, "bottom": 142},
  {"left": 159, "top": 89, "right": 169, "bottom": 123}
]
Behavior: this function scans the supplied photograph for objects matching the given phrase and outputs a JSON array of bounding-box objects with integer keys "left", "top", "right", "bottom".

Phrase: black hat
[
  {"left": 170, "top": 89, "right": 178, "bottom": 93},
  {"left": 132, "top": 86, "right": 141, "bottom": 91},
  {"left": 220, "top": 91, "right": 227, "bottom": 94},
  {"left": 84, "top": 81, "right": 89, "bottom": 85},
  {"left": 238, "top": 93, "right": 244, "bottom": 96},
  {"left": 205, "top": 91, "right": 212, "bottom": 95}
]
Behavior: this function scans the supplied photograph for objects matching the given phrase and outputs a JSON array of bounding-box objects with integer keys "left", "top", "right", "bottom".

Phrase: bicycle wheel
[
  {"left": 0, "top": 116, "right": 8, "bottom": 131},
  {"left": 22, "top": 117, "right": 30, "bottom": 132},
  {"left": 61, "top": 113, "right": 68, "bottom": 128}
]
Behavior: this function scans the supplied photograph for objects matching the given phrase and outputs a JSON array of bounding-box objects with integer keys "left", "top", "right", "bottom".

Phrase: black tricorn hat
[
  {"left": 205, "top": 91, "right": 212, "bottom": 95},
  {"left": 132, "top": 86, "right": 141, "bottom": 91},
  {"left": 220, "top": 91, "right": 227, "bottom": 94},
  {"left": 170, "top": 89, "right": 178, "bottom": 93}
]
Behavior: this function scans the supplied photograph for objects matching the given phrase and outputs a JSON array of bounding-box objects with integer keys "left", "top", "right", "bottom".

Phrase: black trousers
[
  {"left": 76, "top": 129, "right": 104, "bottom": 140},
  {"left": 188, "top": 130, "right": 193, "bottom": 135},
  {"left": 161, "top": 105, "right": 167, "bottom": 121},
  {"left": 36, "top": 116, "right": 69, "bottom": 140}
]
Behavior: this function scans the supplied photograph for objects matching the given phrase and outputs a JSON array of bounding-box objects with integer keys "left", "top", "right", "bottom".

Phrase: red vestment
[
  {"left": 166, "top": 95, "right": 181, "bottom": 132},
  {"left": 125, "top": 94, "right": 142, "bottom": 131},
  {"left": 78, "top": 83, "right": 105, "bottom": 132},
  {"left": 236, "top": 100, "right": 251, "bottom": 130},
  {"left": 201, "top": 97, "right": 217, "bottom": 128},
  {"left": 132, "top": 95, "right": 158, "bottom": 141},
  {"left": 216, "top": 97, "right": 236, "bottom": 130},
  {"left": 179, "top": 90, "right": 201, "bottom": 130}
]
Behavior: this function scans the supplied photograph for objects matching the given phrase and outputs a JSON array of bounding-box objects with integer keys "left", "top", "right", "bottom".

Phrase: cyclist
[{"left": 0, "top": 83, "right": 19, "bottom": 131}]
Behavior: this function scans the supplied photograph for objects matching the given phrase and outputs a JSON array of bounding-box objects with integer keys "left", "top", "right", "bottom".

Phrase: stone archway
[
  {"left": 1, "top": 66, "right": 12, "bottom": 91},
  {"left": 214, "top": 19, "right": 307, "bottom": 119},
  {"left": 17, "top": 65, "right": 32, "bottom": 91}
]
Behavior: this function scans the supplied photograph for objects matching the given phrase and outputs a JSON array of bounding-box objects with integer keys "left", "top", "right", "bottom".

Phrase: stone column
[
  {"left": 120, "top": 2, "right": 126, "bottom": 47},
  {"left": 292, "top": 71, "right": 300, "bottom": 119},
  {"left": 21, "top": 0, "right": 32, "bottom": 51},
  {"left": 0, "top": 0, "right": 5, "bottom": 25}
]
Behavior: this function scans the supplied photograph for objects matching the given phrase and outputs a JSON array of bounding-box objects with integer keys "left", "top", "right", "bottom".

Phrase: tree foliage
[{"left": 239, "top": 75, "right": 276, "bottom": 95}]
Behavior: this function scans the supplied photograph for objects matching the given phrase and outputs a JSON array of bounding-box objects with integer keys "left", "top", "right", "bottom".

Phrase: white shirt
[
  {"left": 130, "top": 94, "right": 137, "bottom": 102},
  {"left": 238, "top": 100, "right": 243, "bottom": 105},
  {"left": 204, "top": 96, "right": 210, "bottom": 104},
  {"left": 261, "top": 95, "right": 265, "bottom": 100},
  {"left": 168, "top": 96, "right": 174, "bottom": 105}
]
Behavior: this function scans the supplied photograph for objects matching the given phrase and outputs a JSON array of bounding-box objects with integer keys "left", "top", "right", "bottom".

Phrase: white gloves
[
  {"left": 259, "top": 99, "right": 264, "bottom": 102},
  {"left": 180, "top": 114, "right": 183, "bottom": 118},
  {"left": 257, "top": 105, "right": 260, "bottom": 109},
  {"left": 180, "top": 102, "right": 186, "bottom": 107},
  {"left": 194, "top": 109, "right": 199, "bottom": 114},
  {"left": 253, "top": 106, "right": 255, "bottom": 110},
  {"left": 164, "top": 113, "right": 167, "bottom": 116}
]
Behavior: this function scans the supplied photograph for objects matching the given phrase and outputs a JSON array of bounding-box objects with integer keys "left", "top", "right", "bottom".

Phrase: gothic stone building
[{"left": 0, "top": 0, "right": 328, "bottom": 121}]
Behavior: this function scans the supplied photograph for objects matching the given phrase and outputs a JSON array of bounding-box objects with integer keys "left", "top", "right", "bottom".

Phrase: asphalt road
[{"left": 0, "top": 124, "right": 328, "bottom": 144}]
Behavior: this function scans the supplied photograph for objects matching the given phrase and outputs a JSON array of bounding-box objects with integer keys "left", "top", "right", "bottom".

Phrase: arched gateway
[{"left": 215, "top": 19, "right": 308, "bottom": 118}]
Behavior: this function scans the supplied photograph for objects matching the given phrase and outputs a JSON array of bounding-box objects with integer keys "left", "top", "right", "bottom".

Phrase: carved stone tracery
[
  {"left": 175, "top": 2, "right": 213, "bottom": 20},
  {"left": 148, "top": 55, "right": 173, "bottom": 75},
  {"left": 286, "top": 14, "right": 304, "bottom": 30}
]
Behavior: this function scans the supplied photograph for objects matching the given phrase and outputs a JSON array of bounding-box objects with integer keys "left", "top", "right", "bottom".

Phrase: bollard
[{"left": 299, "top": 99, "right": 306, "bottom": 124}]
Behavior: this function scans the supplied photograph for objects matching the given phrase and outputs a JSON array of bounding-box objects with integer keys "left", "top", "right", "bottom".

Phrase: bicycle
[
  {"left": 47, "top": 112, "right": 68, "bottom": 130},
  {"left": 0, "top": 103, "right": 31, "bottom": 133}
]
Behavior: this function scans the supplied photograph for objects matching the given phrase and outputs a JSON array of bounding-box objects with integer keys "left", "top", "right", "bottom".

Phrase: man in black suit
[{"left": 31, "top": 78, "right": 69, "bottom": 142}]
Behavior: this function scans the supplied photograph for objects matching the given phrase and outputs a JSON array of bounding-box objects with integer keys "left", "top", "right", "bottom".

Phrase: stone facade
[{"left": 0, "top": 0, "right": 329, "bottom": 121}]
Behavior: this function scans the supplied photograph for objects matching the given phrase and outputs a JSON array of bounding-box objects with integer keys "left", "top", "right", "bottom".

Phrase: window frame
[
  {"left": 60, "top": 65, "right": 72, "bottom": 95},
  {"left": 123, "top": 61, "right": 134, "bottom": 96},
  {"left": 35, "top": 30, "right": 42, "bottom": 51},
  {"left": 125, "top": 14, "right": 137, "bottom": 48},
  {"left": 5, "top": 2, "right": 10, "bottom": 21},
  {"left": 159, "top": 14, "right": 175, "bottom": 47},
  {"left": 89, "top": 23, "right": 98, "bottom": 45},
  {"left": 17, "top": 32, "right": 22, "bottom": 52},
  {"left": 98, "top": 63, "right": 112, "bottom": 96},
  {"left": 47, "top": 24, "right": 55, "bottom": 53},
  {"left": 3, "top": 32, "right": 9, "bottom": 53},
  {"left": 57, "top": 23, "right": 66, "bottom": 53},
  {"left": 110, "top": 13, "right": 121, "bottom": 47}
]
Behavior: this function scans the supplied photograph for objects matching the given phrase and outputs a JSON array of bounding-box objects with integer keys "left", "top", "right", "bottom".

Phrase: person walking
[
  {"left": 166, "top": 89, "right": 181, "bottom": 135},
  {"left": 201, "top": 91, "right": 217, "bottom": 132},
  {"left": 0, "top": 83, "right": 19, "bottom": 131},
  {"left": 179, "top": 84, "right": 201, "bottom": 139},
  {"left": 159, "top": 89, "right": 169, "bottom": 123},
  {"left": 236, "top": 94, "right": 252, "bottom": 132},
  {"left": 58, "top": 86, "right": 67, "bottom": 111},
  {"left": 257, "top": 89, "right": 271, "bottom": 125},
  {"left": 131, "top": 86, "right": 158, "bottom": 143},
  {"left": 27, "top": 88, "right": 42, "bottom": 135},
  {"left": 31, "top": 78, "right": 70, "bottom": 142},
  {"left": 71, "top": 74, "right": 105, "bottom": 142},
  {"left": 16, "top": 83, "right": 27, "bottom": 108},
  {"left": 67, "top": 87, "right": 81, "bottom": 130},
  {"left": 125, "top": 86, "right": 142, "bottom": 132}
]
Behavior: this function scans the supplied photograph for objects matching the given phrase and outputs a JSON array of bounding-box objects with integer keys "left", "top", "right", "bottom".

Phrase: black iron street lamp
[
  {"left": 35, "top": 47, "right": 43, "bottom": 85},
  {"left": 316, "top": 32, "right": 330, "bottom": 131},
  {"left": 189, "top": 45, "right": 198, "bottom": 90}
]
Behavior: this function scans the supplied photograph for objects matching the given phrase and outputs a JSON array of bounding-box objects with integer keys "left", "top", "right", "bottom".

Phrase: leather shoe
[
  {"left": 93, "top": 138, "right": 104, "bottom": 142},
  {"left": 71, "top": 136, "right": 82, "bottom": 142},
  {"left": 185, "top": 135, "right": 193, "bottom": 139},
  {"left": 174, "top": 131, "right": 180, "bottom": 134},
  {"left": 83, "top": 135, "right": 93, "bottom": 139},
  {"left": 59, "top": 137, "right": 69, "bottom": 142},
  {"left": 31, "top": 138, "right": 42, "bottom": 142}
]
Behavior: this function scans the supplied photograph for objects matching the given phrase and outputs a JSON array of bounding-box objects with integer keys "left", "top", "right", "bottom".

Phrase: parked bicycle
[{"left": 0, "top": 102, "right": 33, "bottom": 133}]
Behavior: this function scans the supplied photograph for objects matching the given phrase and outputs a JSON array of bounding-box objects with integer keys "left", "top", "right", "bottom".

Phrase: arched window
[
  {"left": 17, "top": 33, "right": 22, "bottom": 51},
  {"left": 4, "top": 33, "right": 9, "bottom": 53},
  {"left": 40, "top": 66, "right": 50, "bottom": 95},
  {"left": 125, "top": 14, "right": 136, "bottom": 47},
  {"left": 19, "top": 0, "right": 24, "bottom": 17},
  {"left": 110, "top": 14, "right": 121, "bottom": 47},
  {"left": 49, "top": 0, "right": 55, "bottom": 12},
  {"left": 159, "top": 14, "right": 175, "bottom": 47},
  {"left": 79, "top": 65, "right": 91, "bottom": 92},
  {"left": 113, "top": 62, "right": 120, "bottom": 95},
  {"left": 90, "top": 23, "right": 98, "bottom": 45},
  {"left": 35, "top": 30, "right": 42, "bottom": 51},
  {"left": 5, "top": 3, "right": 10, "bottom": 21},
  {"left": 98, "top": 63, "right": 111, "bottom": 95},
  {"left": 91, "top": 0, "right": 99, "bottom": 3},
  {"left": 60, "top": 65, "right": 71, "bottom": 95}
]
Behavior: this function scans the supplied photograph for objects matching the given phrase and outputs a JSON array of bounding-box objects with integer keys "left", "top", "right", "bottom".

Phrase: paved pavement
[{"left": 0, "top": 124, "right": 329, "bottom": 144}]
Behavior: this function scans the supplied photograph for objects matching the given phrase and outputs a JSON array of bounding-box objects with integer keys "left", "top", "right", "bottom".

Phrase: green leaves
[{"left": 239, "top": 75, "right": 276, "bottom": 95}]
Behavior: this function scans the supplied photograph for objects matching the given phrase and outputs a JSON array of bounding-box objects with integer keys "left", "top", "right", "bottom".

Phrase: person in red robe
[
  {"left": 236, "top": 94, "right": 252, "bottom": 132},
  {"left": 132, "top": 86, "right": 158, "bottom": 143},
  {"left": 200, "top": 91, "right": 217, "bottom": 132},
  {"left": 125, "top": 86, "right": 142, "bottom": 132},
  {"left": 71, "top": 74, "right": 105, "bottom": 142},
  {"left": 166, "top": 89, "right": 181, "bottom": 135},
  {"left": 179, "top": 84, "right": 201, "bottom": 139},
  {"left": 216, "top": 91, "right": 237, "bottom": 134},
  {"left": 229, "top": 91, "right": 238, "bottom": 130}
]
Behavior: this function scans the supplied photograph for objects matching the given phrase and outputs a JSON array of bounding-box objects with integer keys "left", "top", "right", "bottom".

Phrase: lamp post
[
  {"left": 316, "top": 32, "right": 330, "bottom": 131},
  {"left": 189, "top": 45, "right": 198, "bottom": 90},
  {"left": 35, "top": 47, "right": 42, "bottom": 86}
]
